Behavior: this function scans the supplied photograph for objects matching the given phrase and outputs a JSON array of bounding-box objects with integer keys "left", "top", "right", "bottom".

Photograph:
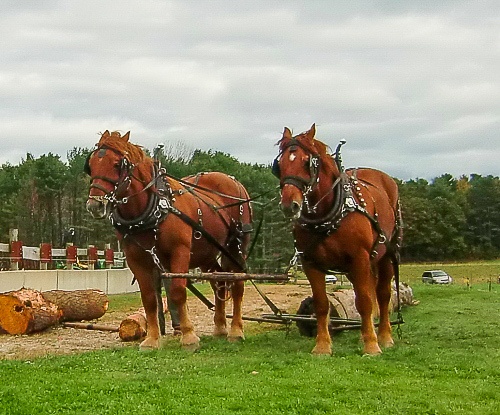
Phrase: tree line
[{"left": 0, "top": 146, "right": 499, "bottom": 271}]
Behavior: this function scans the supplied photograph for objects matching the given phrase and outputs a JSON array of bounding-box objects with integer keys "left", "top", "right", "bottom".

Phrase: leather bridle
[
  {"left": 272, "top": 138, "right": 321, "bottom": 195},
  {"left": 85, "top": 146, "right": 144, "bottom": 206}
]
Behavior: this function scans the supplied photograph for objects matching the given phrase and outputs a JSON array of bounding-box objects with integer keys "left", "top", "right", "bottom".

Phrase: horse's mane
[{"left": 97, "top": 132, "right": 149, "bottom": 164}]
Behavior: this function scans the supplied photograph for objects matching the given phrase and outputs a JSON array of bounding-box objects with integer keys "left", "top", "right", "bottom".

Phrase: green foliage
[
  {"left": 400, "top": 174, "right": 500, "bottom": 261},
  {"left": 0, "top": 144, "right": 499, "bottom": 262},
  {"left": 0, "top": 280, "right": 498, "bottom": 415}
]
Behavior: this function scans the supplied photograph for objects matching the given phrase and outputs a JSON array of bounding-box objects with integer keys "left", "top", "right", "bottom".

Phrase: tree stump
[
  {"left": 41, "top": 289, "right": 109, "bottom": 322},
  {"left": 0, "top": 288, "right": 62, "bottom": 335}
]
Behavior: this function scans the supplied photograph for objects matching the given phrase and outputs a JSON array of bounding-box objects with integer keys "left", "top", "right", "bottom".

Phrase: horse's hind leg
[
  {"left": 228, "top": 280, "right": 245, "bottom": 341},
  {"left": 376, "top": 256, "right": 395, "bottom": 348},
  {"left": 220, "top": 244, "right": 245, "bottom": 342},
  {"left": 303, "top": 264, "right": 331, "bottom": 355}
]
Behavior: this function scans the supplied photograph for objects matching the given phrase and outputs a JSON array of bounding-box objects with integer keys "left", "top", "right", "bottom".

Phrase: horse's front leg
[
  {"left": 351, "top": 251, "right": 382, "bottom": 355},
  {"left": 304, "top": 265, "right": 332, "bottom": 355},
  {"left": 169, "top": 251, "right": 200, "bottom": 349},
  {"left": 127, "top": 260, "right": 161, "bottom": 350},
  {"left": 210, "top": 281, "right": 228, "bottom": 337}
]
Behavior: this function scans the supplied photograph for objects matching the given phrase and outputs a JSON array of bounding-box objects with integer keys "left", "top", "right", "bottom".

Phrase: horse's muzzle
[
  {"left": 86, "top": 197, "right": 109, "bottom": 219},
  {"left": 280, "top": 200, "right": 302, "bottom": 220}
]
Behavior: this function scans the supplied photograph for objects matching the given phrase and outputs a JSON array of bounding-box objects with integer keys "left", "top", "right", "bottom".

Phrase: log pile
[{"left": 0, "top": 288, "right": 108, "bottom": 335}]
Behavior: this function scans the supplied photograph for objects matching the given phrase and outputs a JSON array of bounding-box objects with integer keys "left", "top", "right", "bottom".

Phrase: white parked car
[
  {"left": 325, "top": 275, "right": 338, "bottom": 284},
  {"left": 422, "top": 270, "right": 453, "bottom": 284}
]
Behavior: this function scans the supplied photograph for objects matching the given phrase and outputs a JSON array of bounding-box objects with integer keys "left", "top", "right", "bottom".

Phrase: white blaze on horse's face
[{"left": 279, "top": 152, "right": 305, "bottom": 220}]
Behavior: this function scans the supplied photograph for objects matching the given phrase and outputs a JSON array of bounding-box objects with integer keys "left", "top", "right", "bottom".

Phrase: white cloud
[{"left": 0, "top": 0, "right": 498, "bottom": 180}]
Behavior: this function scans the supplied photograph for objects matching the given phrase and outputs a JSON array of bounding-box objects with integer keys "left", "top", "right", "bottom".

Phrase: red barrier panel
[
  {"left": 40, "top": 243, "right": 52, "bottom": 263},
  {"left": 11, "top": 241, "right": 23, "bottom": 262},
  {"left": 105, "top": 248, "right": 114, "bottom": 265},
  {"left": 66, "top": 245, "right": 77, "bottom": 264},
  {"left": 88, "top": 246, "right": 98, "bottom": 263}
]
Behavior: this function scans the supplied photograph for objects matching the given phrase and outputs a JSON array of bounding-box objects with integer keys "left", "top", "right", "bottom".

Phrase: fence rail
[{"left": 0, "top": 234, "right": 124, "bottom": 271}]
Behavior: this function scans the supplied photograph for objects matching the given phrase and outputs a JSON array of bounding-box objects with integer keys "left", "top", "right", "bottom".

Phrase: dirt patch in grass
[{"left": 0, "top": 283, "right": 314, "bottom": 360}]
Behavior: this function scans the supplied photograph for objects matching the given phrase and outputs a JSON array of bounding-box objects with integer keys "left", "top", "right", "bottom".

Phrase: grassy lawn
[{"left": 0, "top": 264, "right": 499, "bottom": 414}]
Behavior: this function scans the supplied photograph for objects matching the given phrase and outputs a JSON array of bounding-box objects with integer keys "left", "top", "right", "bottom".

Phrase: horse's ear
[
  {"left": 102, "top": 130, "right": 110, "bottom": 138},
  {"left": 122, "top": 131, "right": 130, "bottom": 142},
  {"left": 305, "top": 124, "right": 316, "bottom": 142},
  {"left": 283, "top": 127, "right": 292, "bottom": 139}
]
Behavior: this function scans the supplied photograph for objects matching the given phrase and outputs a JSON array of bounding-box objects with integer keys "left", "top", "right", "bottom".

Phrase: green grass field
[{"left": 0, "top": 263, "right": 499, "bottom": 415}]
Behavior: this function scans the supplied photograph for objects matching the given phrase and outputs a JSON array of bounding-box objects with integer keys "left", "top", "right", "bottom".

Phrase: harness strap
[{"left": 168, "top": 206, "right": 247, "bottom": 272}]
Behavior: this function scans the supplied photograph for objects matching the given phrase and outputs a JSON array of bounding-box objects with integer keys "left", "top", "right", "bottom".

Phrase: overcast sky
[{"left": 0, "top": 1, "right": 498, "bottom": 180}]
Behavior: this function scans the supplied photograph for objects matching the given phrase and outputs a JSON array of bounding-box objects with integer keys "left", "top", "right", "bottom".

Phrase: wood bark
[
  {"left": 41, "top": 289, "right": 109, "bottom": 322},
  {"left": 0, "top": 288, "right": 62, "bottom": 334},
  {"left": 296, "top": 283, "right": 415, "bottom": 336},
  {"left": 329, "top": 282, "right": 414, "bottom": 320},
  {"left": 118, "top": 297, "right": 169, "bottom": 342},
  {"left": 0, "top": 288, "right": 109, "bottom": 335},
  {"left": 119, "top": 310, "right": 147, "bottom": 342}
]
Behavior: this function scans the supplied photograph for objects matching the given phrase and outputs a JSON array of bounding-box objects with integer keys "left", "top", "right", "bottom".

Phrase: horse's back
[
  {"left": 350, "top": 168, "right": 399, "bottom": 209},
  {"left": 183, "top": 172, "right": 248, "bottom": 196},
  {"left": 182, "top": 171, "right": 252, "bottom": 226}
]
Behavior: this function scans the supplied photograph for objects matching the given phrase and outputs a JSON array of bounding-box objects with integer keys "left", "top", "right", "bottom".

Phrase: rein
[
  {"left": 86, "top": 147, "right": 254, "bottom": 271},
  {"left": 275, "top": 140, "right": 402, "bottom": 258}
]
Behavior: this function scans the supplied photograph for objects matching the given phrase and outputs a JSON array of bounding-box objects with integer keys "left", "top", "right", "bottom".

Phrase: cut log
[
  {"left": 296, "top": 283, "right": 415, "bottom": 337},
  {"left": 0, "top": 288, "right": 62, "bottom": 335},
  {"left": 41, "top": 289, "right": 109, "bottom": 322},
  {"left": 119, "top": 310, "right": 147, "bottom": 342},
  {"left": 118, "top": 297, "right": 169, "bottom": 342}
]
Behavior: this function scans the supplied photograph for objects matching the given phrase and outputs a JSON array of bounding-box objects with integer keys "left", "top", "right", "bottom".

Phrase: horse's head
[
  {"left": 85, "top": 130, "right": 138, "bottom": 219},
  {"left": 273, "top": 124, "right": 330, "bottom": 219}
]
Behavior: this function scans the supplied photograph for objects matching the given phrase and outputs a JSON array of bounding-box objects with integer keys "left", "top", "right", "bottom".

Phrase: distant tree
[{"left": 465, "top": 174, "right": 500, "bottom": 258}]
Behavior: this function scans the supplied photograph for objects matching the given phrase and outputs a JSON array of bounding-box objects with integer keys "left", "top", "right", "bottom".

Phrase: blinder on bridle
[{"left": 272, "top": 139, "right": 321, "bottom": 192}]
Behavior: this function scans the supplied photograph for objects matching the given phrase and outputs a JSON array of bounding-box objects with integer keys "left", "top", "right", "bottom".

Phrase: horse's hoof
[
  {"left": 139, "top": 337, "right": 160, "bottom": 350},
  {"left": 181, "top": 332, "right": 200, "bottom": 347},
  {"left": 311, "top": 344, "right": 332, "bottom": 356},
  {"left": 213, "top": 327, "right": 228, "bottom": 338},
  {"left": 379, "top": 337, "right": 394, "bottom": 348},
  {"left": 227, "top": 334, "right": 245, "bottom": 343},
  {"left": 363, "top": 344, "right": 383, "bottom": 356},
  {"left": 182, "top": 342, "right": 201, "bottom": 352}
]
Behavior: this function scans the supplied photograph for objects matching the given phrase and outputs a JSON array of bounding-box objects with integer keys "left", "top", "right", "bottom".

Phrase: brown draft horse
[
  {"left": 85, "top": 131, "right": 252, "bottom": 350},
  {"left": 273, "top": 124, "right": 402, "bottom": 355}
]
